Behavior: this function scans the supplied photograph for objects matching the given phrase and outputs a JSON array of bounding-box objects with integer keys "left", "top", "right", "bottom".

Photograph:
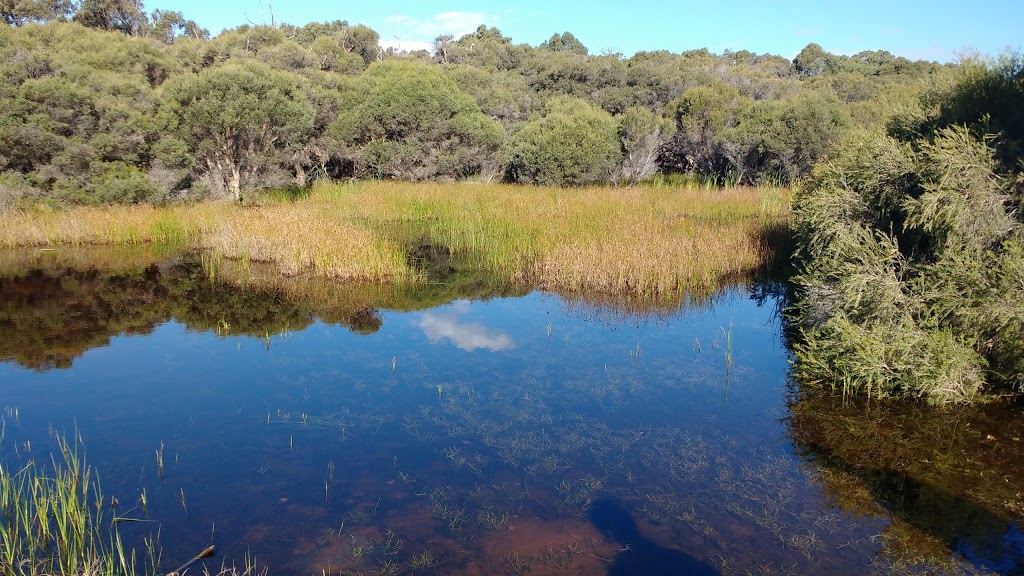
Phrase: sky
[{"left": 156, "top": 0, "right": 1022, "bottom": 62}]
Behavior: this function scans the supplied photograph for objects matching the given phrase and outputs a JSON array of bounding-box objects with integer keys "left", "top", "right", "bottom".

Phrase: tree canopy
[{"left": 0, "top": 2, "right": 970, "bottom": 204}]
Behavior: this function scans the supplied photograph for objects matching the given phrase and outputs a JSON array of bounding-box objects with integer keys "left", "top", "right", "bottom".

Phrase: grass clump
[
  {"left": 0, "top": 182, "right": 789, "bottom": 299},
  {"left": 313, "top": 181, "right": 789, "bottom": 297},
  {"left": 0, "top": 432, "right": 155, "bottom": 576},
  {"left": 1, "top": 430, "right": 264, "bottom": 576}
]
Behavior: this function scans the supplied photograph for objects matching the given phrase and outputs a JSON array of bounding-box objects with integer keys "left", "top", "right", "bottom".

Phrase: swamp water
[{"left": 0, "top": 247, "right": 1022, "bottom": 575}]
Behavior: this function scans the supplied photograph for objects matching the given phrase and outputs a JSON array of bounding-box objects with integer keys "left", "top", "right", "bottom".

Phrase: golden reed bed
[{"left": 0, "top": 181, "right": 790, "bottom": 298}]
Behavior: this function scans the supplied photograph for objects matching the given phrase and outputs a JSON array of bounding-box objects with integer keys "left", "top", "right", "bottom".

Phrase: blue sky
[{"left": 157, "top": 0, "right": 1021, "bottom": 62}]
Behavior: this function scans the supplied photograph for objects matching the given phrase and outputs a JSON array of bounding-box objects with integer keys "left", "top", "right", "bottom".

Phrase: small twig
[{"left": 165, "top": 545, "right": 215, "bottom": 576}]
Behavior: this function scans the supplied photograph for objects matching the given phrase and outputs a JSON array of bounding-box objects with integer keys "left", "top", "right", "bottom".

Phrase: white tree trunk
[{"left": 228, "top": 165, "right": 241, "bottom": 202}]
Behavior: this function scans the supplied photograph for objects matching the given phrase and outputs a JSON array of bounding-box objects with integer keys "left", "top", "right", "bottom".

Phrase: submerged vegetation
[
  {"left": 0, "top": 431, "right": 150, "bottom": 576},
  {"left": 1, "top": 244, "right": 1021, "bottom": 574},
  {"left": 1, "top": 0, "right": 1020, "bottom": 406},
  {"left": 0, "top": 5, "right": 1022, "bottom": 573},
  {"left": 0, "top": 427, "right": 265, "bottom": 576},
  {"left": 788, "top": 387, "right": 1024, "bottom": 571}
]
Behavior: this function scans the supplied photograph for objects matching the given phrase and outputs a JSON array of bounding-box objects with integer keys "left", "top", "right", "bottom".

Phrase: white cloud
[
  {"left": 380, "top": 11, "right": 498, "bottom": 53},
  {"left": 417, "top": 305, "right": 515, "bottom": 352}
]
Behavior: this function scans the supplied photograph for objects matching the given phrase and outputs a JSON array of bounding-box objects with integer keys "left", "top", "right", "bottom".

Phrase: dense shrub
[
  {"left": 329, "top": 61, "right": 504, "bottom": 181},
  {"left": 506, "top": 96, "right": 621, "bottom": 186},
  {"left": 791, "top": 126, "right": 1022, "bottom": 403}
]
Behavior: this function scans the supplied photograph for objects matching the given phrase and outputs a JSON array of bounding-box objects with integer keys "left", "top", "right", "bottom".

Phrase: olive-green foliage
[
  {"left": 916, "top": 51, "right": 1024, "bottom": 170},
  {"left": 667, "top": 82, "right": 747, "bottom": 175},
  {"left": 285, "top": 20, "right": 379, "bottom": 67},
  {"left": 615, "top": 106, "right": 672, "bottom": 185},
  {"left": 792, "top": 125, "right": 1023, "bottom": 403},
  {"left": 0, "top": 12, "right": 974, "bottom": 202},
  {"left": 1, "top": 0, "right": 73, "bottom": 26},
  {"left": 159, "top": 60, "right": 315, "bottom": 200},
  {"left": 507, "top": 96, "right": 621, "bottom": 186},
  {"left": 329, "top": 61, "right": 504, "bottom": 181},
  {"left": 667, "top": 81, "right": 849, "bottom": 184},
  {"left": 443, "top": 64, "right": 535, "bottom": 128},
  {"left": 446, "top": 25, "right": 527, "bottom": 71},
  {"left": 538, "top": 31, "right": 588, "bottom": 56},
  {"left": 0, "top": 21, "right": 175, "bottom": 204},
  {"left": 722, "top": 90, "right": 850, "bottom": 182}
]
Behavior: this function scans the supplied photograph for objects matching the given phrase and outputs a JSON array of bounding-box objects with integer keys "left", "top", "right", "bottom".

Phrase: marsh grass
[
  {"left": 0, "top": 431, "right": 154, "bottom": 576},
  {"left": 0, "top": 182, "right": 790, "bottom": 298}
]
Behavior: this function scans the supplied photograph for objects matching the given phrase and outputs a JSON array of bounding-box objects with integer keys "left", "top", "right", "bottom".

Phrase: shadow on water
[
  {"left": 589, "top": 499, "right": 717, "bottom": 576},
  {"left": 788, "top": 388, "right": 1024, "bottom": 574}
]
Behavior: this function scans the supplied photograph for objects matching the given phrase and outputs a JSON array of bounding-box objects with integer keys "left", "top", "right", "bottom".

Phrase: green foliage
[
  {"left": 615, "top": 106, "right": 671, "bottom": 185},
  {"left": 0, "top": 21, "right": 175, "bottom": 203},
  {"left": 539, "top": 31, "right": 588, "bottom": 55},
  {"left": 794, "top": 43, "right": 837, "bottom": 77},
  {"left": 507, "top": 96, "right": 621, "bottom": 186},
  {"left": 443, "top": 65, "right": 534, "bottom": 127},
  {"left": 329, "top": 61, "right": 504, "bottom": 181},
  {"left": 668, "top": 83, "right": 848, "bottom": 183},
  {"left": 1, "top": 0, "right": 73, "bottom": 26},
  {"left": 0, "top": 12, "right": 998, "bottom": 201},
  {"left": 792, "top": 125, "right": 1023, "bottom": 403},
  {"left": 73, "top": 0, "right": 146, "bottom": 35},
  {"left": 667, "top": 82, "right": 747, "bottom": 175},
  {"left": 915, "top": 51, "right": 1024, "bottom": 169},
  {"left": 160, "top": 60, "right": 315, "bottom": 199}
]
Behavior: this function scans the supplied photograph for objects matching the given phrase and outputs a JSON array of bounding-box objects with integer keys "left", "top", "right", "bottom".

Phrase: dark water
[{"left": 0, "top": 248, "right": 1022, "bottom": 575}]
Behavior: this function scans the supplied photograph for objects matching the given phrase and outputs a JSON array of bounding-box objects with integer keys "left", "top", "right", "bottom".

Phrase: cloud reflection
[{"left": 418, "top": 302, "right": 514, "bottom": 352}]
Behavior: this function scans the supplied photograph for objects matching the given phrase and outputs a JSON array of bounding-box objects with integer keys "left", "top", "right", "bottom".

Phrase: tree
[
  {"left": 667, "top": 82, "right": 747, "bottom": 175},
  {"left": 507, "top": 96, "right": 621, "bottom": 186},
  {"left": 328, "top": 61, "right": 504, "bottom": 181},
  {"left": 793, "top": 43, "right": 836, "bottom": 77},
  {"left": 160, "top": 61, "right": 314, "bottom": 200},
  {"left": 146, "top": 9, "right": 207, "bottom": 44},
  {"left": 433, "top": 34, "right": 453, "bottom": 64},
  {"left": 74, "top": 0, "right": 146, "bottom": 35},
  {"left": 448, "top": 25, "right": 526, "bottom": 70},
  {"left": 539, "top": 31, "right": 588, "bottom": 55},
  {"left": 1, "top": 0, "right": 73, "bottom": 26},
  {"left": 615, "top": 107, "right": 671, "bottom": 185}
]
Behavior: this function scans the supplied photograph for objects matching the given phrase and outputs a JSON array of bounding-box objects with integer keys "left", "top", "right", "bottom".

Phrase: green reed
[{"left": 0, "top": 432, "right": 153, "bottom": 576}]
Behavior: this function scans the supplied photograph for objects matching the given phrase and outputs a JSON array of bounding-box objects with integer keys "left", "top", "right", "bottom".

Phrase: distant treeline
[{"left": 0, "top": 0, "right": 960, "bottom": 204}]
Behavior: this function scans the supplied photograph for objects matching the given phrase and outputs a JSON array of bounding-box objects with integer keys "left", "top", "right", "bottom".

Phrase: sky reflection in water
[
  {"left": 416, "top": 300, "right": 516, "bottom": 352},
  {"left": 0, "top": 254, "right": 1021, "bottom": 575}
]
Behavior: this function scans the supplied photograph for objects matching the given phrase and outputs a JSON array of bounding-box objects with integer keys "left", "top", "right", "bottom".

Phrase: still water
[{"left": 1, "top": 248, "right": 1021, "bottom": 575}]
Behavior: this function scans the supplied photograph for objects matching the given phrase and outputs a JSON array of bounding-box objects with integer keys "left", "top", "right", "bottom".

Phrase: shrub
[{"left": 506, "top": 96, "right": 621, "bottom": 186}]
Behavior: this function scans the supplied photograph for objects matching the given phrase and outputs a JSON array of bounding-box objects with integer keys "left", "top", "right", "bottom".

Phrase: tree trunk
[
  {"left": 294, "top": 163, "right": 306, "bottom": 187},
  {"left": 228, "top": 165, "right": 241, "bottom": 202}
]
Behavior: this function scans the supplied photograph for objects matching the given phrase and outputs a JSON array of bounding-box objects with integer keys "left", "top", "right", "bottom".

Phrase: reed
[
  {"left": 0, "top": 181, "right": 790, "bottom": 298},
  {"left": 0, "top": 432, "right": 151, "bottom": 576}
]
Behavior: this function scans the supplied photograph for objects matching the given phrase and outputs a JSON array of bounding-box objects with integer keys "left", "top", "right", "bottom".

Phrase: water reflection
[
  {"left": 589, "top": 499, "right": 717, "bottom": 576},
  {"left": 0, "top": 248, "right": 1021, "bottom": 576},
  {"left": 788, "top": 388, "right": 1024, "bottom": 574},
  {"left": 418, "top": 300, "right": 516, "bottom": 352}
]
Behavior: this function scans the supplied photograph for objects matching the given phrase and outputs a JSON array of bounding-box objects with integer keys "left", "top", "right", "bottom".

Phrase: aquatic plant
[{"left": 0, "top": 432, "right": 157, "bottom": 576}]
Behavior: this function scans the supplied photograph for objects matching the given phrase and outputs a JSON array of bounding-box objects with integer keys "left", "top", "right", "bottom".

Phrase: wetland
[{"left": 1, "top": 246, "right": 1022, "bottom": 575}]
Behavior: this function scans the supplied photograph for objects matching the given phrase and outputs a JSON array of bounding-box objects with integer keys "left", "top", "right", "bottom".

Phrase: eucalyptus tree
[
  {"left": 159, "top": 61, "right": 315, "bottom": 200},
  {"left": 1, "top": 0, "right": 74, "bottom": 26}
]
